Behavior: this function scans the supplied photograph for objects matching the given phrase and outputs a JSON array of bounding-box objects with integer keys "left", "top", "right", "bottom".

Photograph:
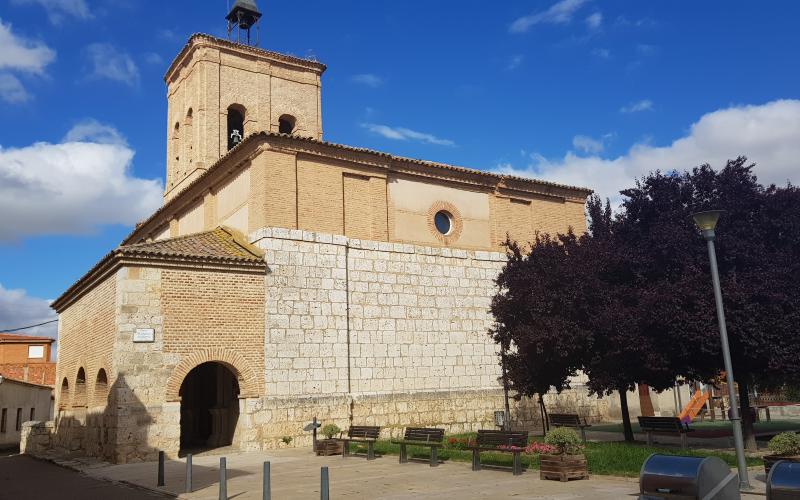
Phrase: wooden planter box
[
  {"left": 540, "top": 453, "right": 589, "bottom": 482},
  {"left": 763, "top": 454, "right": 800, "bottom": 474},
  {"left": 316, "top": 439, "right": 343, "bottom": 456}
]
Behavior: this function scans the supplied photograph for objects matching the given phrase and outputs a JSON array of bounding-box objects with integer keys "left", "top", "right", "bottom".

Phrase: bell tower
[
  {"left": 162, "top": 2, "right": 326, "bottom": 202},
  {"left": 226, "top": 0, "right": 263, "bottom": 46}
]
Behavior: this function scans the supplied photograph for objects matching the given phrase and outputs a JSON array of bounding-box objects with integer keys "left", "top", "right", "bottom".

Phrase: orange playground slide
[{"left": 679, "top": 389, "right": 710, "bottom": 422}]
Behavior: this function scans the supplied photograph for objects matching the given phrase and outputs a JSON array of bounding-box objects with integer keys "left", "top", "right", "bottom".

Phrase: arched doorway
[{"left": 179, "top": 362, "right": 240, "bottom": 452}]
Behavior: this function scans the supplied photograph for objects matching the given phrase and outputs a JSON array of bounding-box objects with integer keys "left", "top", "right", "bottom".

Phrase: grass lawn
[
  {"left": 349, "top": 434, "right": 762, "bottom": 478},
  {"left": 591, "top": 419, "right": 800, "bottom": 435}
]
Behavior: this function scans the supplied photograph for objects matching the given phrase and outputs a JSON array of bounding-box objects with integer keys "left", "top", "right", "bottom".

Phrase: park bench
[
  {"left": 549, "top": 413, "right": 592, "bottom": 443},
  {"left": 637, "top": 416, "right": 695, "bottom": 449},
  {"left": 469, "top": 429, "right": 529, "bottom": 476},
  {"left": 391, "top": 427, "right": 445, "bottom": 467},
  {"left": 338, "top": 425, "right": 381, "bottom": 460}
]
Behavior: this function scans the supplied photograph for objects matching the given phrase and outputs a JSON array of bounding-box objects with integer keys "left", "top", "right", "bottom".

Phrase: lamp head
[{"left": 692, "top": 210, "right": 724, "bottom": 232}]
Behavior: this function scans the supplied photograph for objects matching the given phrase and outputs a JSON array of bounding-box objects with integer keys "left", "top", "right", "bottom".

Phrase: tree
[
  {"left": 491, "top": 157, "right": 800, "bottom": 448},
  {"left": 615, "top": 158, "right": 800, "bottom": 449},
  {"left": 491, "top": 197, "right": 665, "bottom": 441},
  {"left": 490, "top": 231, "right": 588, "bottom": 432}
]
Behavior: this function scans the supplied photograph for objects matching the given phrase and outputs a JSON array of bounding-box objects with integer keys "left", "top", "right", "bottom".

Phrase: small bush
[
  {"left": 767, "top": 432, "right": 800, "bottom": 456},
  {"left": 281, "top": 436, "right": 293, "bottom": 445},
  {"left": 544, "top": 427, "right": 583, "bottom": 455},
  {"left": 322, "top": 423, "right": 341, "bottom": 440}
]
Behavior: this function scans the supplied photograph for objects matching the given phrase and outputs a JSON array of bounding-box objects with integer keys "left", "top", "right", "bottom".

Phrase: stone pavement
[{"left": 67, "top": 448, "right": 770, "bottom": 499}]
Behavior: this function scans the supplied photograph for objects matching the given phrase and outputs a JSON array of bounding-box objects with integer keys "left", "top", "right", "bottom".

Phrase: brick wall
[
  {"left": 0, "top": 363, "right": 55, "bottom": 386},
  {"left": 55, "top": 276, "right": 116, "bottom": 411},
  {"left": 164, "top": 144, "right": 585, "bottom": 252},
  {"left": 161, "top": 268, "right": 266, "bottom": 396}
]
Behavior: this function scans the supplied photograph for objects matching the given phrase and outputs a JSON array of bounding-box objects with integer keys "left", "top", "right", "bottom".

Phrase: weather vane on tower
[{"left": 226, "top": 0, "right": 263, "bottom": 46}]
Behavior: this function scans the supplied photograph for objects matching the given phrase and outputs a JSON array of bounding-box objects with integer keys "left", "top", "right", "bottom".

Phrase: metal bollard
[
  {"left": 219, "top": 457, "right": 227, "bottom": 500},
  {"left": 263, "top": 461, "right": 271, "bottom": 500},
  {"left": 157, "top": 450, "right": 165, "bottom": 487},
  {"left": 320, "top": 466, "right": 330, "bottom": 500},
  {"left": 185, "top": 453, "right": 193, "bottom": 493}
]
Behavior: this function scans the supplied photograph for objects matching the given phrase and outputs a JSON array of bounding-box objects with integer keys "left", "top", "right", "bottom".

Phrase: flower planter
[
  {"left": 316, "top": 439, "right": 343, "bottom": 456},
  {"left": 763, "top": 454, "right": 800, "bottom": 475},
  {"left": 540, "top": 453, "right": 589, "bottom": 482}
]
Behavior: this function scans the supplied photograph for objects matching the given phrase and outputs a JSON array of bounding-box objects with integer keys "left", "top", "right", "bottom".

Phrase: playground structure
[{"left": 676, "top": 381, "right": 800, "bottom": 423}]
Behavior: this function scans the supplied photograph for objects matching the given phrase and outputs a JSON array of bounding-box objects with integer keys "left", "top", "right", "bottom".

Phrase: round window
[{"left": 434, "top": 211, "right": 452, "bottom": 235}]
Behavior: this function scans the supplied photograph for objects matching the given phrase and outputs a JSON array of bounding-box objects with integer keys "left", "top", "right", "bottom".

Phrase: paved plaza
[{"left": 51, "top": 447, "right": 769, "bottom": 500}]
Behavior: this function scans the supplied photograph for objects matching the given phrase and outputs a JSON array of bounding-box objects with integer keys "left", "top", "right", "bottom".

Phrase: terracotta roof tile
[
  {"left": 51, "top": 227, "right": 266, "bottom": 313},
  {"left": 121, "top": 226, "right": 264, "bottom": 263}
]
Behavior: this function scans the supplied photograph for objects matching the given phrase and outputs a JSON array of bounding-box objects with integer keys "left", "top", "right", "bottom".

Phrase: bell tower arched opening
[
  {"left": 227, "top": 105, "right": 246, "bottom": 150},
  {"left": 278, "top": 114, "right": 296, "bottom": 134},
  {"left": 179, "top": 362, "right": 240, "bottom": 453}
]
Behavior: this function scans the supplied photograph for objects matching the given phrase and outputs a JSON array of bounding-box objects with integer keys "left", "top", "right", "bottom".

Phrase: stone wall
[
  {"left": 246, "top": 227, "right": 609, "bottom": 446},
  {"left": 37, "top": 228, "right": 611, "bottom": 463}
]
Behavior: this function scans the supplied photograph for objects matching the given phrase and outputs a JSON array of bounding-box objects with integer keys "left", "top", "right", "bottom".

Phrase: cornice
[{"left": 165, "top": 33, "right": 326, "bottom": 83}]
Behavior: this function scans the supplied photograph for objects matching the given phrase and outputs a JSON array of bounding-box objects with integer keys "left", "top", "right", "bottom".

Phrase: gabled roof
[
  {"left": 0, "top": 334, "right": 54, "bottom": 343},
  {"left": 52, "top": 227, "right": 266, "bottom": 313},
  {"left": 122, "top": 227, "right": 265, "bottom": 263}
]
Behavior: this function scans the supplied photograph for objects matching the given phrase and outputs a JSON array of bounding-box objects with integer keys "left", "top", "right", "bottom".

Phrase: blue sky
[{"left": 1, "top": 0, "right": 799, "bottom": 337}]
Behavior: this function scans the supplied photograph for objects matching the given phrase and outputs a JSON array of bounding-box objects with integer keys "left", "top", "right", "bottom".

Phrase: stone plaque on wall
[{"left": 133, "top": 328, "right": 155, "bottom": 343}]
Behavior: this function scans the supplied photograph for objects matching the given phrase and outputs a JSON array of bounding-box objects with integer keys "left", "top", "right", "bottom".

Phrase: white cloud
[
  {"left": 0, "top": 74, "right": 29, "bottom": 103},
  {"left": 0, "top": 122, "right": 163, "bottom": 242},
  {"left": 0, "top": 20, "right": 56, "bottom": 74},
  {"left": 591, "top": 48, "right": 610, "bottom": 59},
  {"left": 496, "top": 100, "right": 800, "bottom": 207},
  {"left": 507, "top": 55, "right": 525, "bottom": 70},
  {"left": 620, "top": 99, "right": 653, "bottom": 113},
  {"left": 585, "top": 12, "right": 603, "bottom": 30},
  {"left": 572, "top": 134, "right": 605, "bottom": 154},
  {"left": 85, "top": 43, "right": 140, "bottom": 86},
  {"left": 0, "top": 283, "right": 57, "bottom": 340},
  {"left": 351, "top": 74, "right": 384, "bottom": 87},
  {"left": 510, "top": 0, "right": 589, "bottom": 33},
  {"left": 144, "top": 52, "right": 164, "bottom": 66},
  {"left": 63, "top": 119, "right": 127, "bottom": 145},
  {"left": 0, "top": 20, "right": 56, "bottom": 103},
  {"left": 362, "top": 123, "right": 455, "bottom": 147},
  {"left": 10, "top": 0, "right": 91, "bottom": 24}
]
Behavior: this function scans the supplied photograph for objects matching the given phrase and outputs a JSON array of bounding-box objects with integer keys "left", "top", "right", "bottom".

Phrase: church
[{"left": 39, "top": 2, "right": 595, "bottom": 463}]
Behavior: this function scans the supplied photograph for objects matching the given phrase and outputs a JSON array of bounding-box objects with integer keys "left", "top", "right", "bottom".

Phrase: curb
[{"left": 25, "top": 453, "right": 177, "bottom": 498}]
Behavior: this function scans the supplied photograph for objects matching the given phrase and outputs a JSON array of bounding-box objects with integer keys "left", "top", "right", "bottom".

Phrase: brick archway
[{"left": 166, "top": 349, "right": 258, "bottom": 402}]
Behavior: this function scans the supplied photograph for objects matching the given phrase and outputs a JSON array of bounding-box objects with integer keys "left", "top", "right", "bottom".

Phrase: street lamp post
[{"left": 691, "top": 210, "right": 751, "bottom": 490}]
